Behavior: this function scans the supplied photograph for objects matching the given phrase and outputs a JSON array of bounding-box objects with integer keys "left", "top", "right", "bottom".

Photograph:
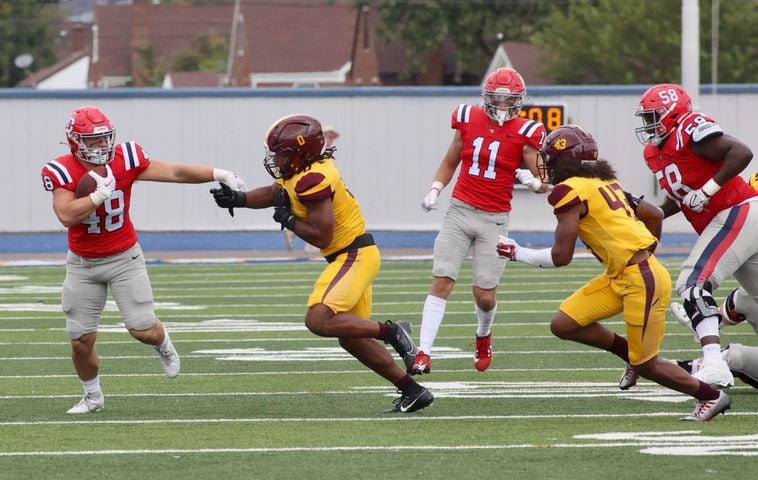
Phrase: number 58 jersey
[{"left": 40, "top": 142, "right": 151, "bottom": 258}]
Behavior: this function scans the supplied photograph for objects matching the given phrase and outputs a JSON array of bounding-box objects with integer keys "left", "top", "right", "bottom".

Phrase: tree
[
  {"left": 0, "top": 0, "right": 62, "bottom": 87},
  {"left": 358, "top": 0, "right": 558, "bottom": 84},
  {"left": 532, "top": 0, "right": 758, "bottom": 84}
]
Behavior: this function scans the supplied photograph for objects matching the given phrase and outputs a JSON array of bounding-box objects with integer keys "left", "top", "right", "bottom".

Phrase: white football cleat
[
  {"left": 692, "top": 358, "right": 734, "bottom": 389},
  {"left": 67, "top": 393, "right": 104, "bottom": 414},
  {"left": 156, "top": 342, "right": 181, "bottom": 378},
  {"left": 619, "top": 362, "right": 638, "bottom": 390},
  {"left": 669, "top": 302, "right": 699, "bottom": 342}
]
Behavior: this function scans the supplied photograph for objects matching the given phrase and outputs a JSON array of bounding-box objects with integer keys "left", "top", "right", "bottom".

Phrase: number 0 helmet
[
  {"left": 482, "top": 67, "right": 526, "bottom": 125},
  {"left": 538, "top": 125, "right": 599, "bottom": 183},
  {"left": 66, "top": 106, "right": 116, "bottom": 165},
  {"left": 634, "top": 83, "right": 692, "bottom": 146},
  {"left": 263, "top": 114, "right": 325, "bottom": 179}
]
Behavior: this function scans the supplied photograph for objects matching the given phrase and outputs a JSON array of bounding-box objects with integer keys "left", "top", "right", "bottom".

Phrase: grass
[{"left": 0, "top": 258, "right": 756, "bottom": 479}]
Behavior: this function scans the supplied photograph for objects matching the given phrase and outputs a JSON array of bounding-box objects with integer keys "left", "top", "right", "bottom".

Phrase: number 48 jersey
[
  {"left": 450, "top": 104, "right": 545, "bottom": 213},
  {"left": 40, "top": 142, "right": 151, "bottom": 257}
]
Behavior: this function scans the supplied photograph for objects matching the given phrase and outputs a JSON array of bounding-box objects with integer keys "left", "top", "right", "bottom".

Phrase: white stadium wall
[{"left": 3, "top": 86, "right": 757, "bottom": 234}]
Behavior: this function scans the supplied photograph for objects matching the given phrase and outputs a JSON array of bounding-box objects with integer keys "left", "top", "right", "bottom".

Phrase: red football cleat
[
  {"left": 474, "top": 334, "right": 492, "bottom": 372},
  {"left": 411, "top": 351, "right": 431, "bottom": 375}
]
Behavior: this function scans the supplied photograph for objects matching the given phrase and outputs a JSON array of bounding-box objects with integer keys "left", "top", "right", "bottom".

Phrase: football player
[
  {"left": 413, "top": 67, "right": 547, "bottom": 375},
  {"left": 41, "top": 106, "right": 244, "bottom": 414},
  {"left": 211, "top": 114, "right": 433, "bottom": 413},
  {"left": 496, "top": 125, "right": 731, "bottom": 421},
  {"left": 635, "top": 83, "right": 757, "bottom": 389}
]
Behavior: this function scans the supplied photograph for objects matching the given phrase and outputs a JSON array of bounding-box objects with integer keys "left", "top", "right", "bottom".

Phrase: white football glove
[
  {"left": 515, "top": 168, "right": 542, "bottom": 192},
  {"left": 681, "top": 188, "right": 710, "bottom": 212},
  {"left": 681, "top": 179, "right": 721, "bottom": 213},
  {"left": 213, "top": 168, "right": 245, "bottom": 190},
  {"left": 496, "top": 235, "right": 519, "bottom": 260},
  {"left": 89, "top": 164, "right": 115, "bottom": 206},
  {"left": 421, "top": 181, "right": 444, "bottom": 212}
]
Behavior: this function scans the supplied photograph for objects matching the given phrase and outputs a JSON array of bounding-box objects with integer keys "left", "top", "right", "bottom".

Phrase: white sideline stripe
[
  {"left": 2, "top": 412, "right": 756, "bottom": 427},
  {"left": 0, "top": 439, "right": 754, "bottom": 457},
  {"left": 0, "top": 347, "right": 712, "bottom": 361}
]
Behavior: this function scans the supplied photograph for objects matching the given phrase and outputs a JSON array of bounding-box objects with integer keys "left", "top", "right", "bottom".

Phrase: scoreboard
[{"left": 519, "top": 104, "right": 566, "bottom": 133}]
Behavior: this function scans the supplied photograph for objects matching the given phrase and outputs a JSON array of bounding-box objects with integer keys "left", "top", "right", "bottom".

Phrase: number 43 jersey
[
  {"left": 549, "top": 177, "right": 657, "bottom": 278},
  {"left": 41, "top": 142, "right": 150, "bottom": 258},
  {"left": 450, "top": 104, "right": 545, "bottom": 213}
]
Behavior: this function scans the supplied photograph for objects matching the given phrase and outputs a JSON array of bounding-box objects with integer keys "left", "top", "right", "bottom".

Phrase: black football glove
[
  {"left": 624, "top": 191, "right": 644, "bottom": 212},
  {"left": 272, "top": 188, "right": 296, "bottom": 231},
  {"left": 210, "top": 182, "right": 246, "bottom": 217}
]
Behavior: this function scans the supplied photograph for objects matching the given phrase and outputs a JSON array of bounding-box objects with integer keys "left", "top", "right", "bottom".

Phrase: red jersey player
[
  {"left": 635, "top": 83, "right": 757, "bottom": 389},
  {"left": 41, "top": 106, "right": 243, "bottom": 414},
  {"left": 412, "top": 67, "right": 546, "bottom": 375}
]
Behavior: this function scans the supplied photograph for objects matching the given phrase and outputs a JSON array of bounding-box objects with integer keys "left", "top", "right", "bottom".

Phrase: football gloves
[
  {"left": 496, "top": 236, "right": 519, "bottom": 261},
  {"left": 210, "top": 182, "right": 246, "bottom": 216},
  {"left": 623, "top": 191, "right": 644, "bottom": 212},
  {"left": 682, "top": 178, "right": 721, "bottom": 213},
  {"left": 89, "top": 164, "right": 115, "bottom": 206},
  {"left": 515, "top": 168, "right": 542, "bottom": 192},
  {"left": 272, "top": 188, "right": 296, "bottom": 231},
  {"left": 421, "top": 181, "right": 444, "bottom": 212}
]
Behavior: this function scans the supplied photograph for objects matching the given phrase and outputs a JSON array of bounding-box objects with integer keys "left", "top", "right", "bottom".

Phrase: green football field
[{"left": 0, "top": 258, "right": 756, "bottom": 479}]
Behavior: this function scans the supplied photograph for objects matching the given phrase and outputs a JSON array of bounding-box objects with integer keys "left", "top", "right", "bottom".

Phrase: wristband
[
  {"left": 430, "top": 180, "right": 444, "bottom": 193},
  {"left": 701, "top": 178, "right": 721, "bottom": 197},
  {"left": 212, "top": 168, "right": 232, "bottom": 182},
  {"left": 515, "top": 246, "right": 556, "bottom": 268},
  {"left": 89, "top": 190, "right": 109, "bottom": 207}
]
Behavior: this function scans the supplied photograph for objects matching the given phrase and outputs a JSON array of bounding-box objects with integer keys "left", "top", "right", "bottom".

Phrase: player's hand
[
  {"left": 515, "top": 168, "right": 542, "bottom": 192},
  {"left": 496, "top": 235, "right": 519, "bottom": 260},
  {"left": 210, "top": 182, "right": 246, "bottom": 214},
  {"left": 682, "top": 188, "right": 710, "bottom": 212},
  {"left": 623, "top": 191, "right": 644, "bottom": 212},
  {"left": 421, "top": 181, "right": 444, "bottom": 212},
  {"left": 89, "top": 164, "right": 115, "bottom": 206},
  {"left": 272, "top": 188, "right": 296, "bottom": 231}
]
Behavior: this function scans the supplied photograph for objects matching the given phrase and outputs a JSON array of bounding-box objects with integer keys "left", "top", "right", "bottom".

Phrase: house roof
[{"left": 17, "top": 49, "right": 89, "bottom": 88}]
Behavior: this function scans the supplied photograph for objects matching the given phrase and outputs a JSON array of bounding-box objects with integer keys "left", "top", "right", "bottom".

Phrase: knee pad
[{"left": 682, "top": 286, "right": 720, "bottom": 330}]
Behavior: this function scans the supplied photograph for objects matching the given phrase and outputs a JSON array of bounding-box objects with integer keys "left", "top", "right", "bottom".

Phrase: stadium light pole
[
  {"left": 225, "top": 0, "right": 242, "bottom": 87},
  {"left": 681, "top": 0, "right": 700, "bottom": 108}
]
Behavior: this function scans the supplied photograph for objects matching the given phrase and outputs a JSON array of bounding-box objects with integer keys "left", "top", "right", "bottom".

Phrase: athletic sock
[
  {"left": 475, "top": 303, "right": 496, "bottom": 337},
  {"left": 419, "top": 295, "right": 446, "bottom": 354}
]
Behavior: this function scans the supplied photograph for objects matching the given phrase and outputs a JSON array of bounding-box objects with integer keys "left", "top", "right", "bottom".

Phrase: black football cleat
[
  {"left": 384, "top": 320, "right": 418, "bottom": 372},
  {"left": 385, "top": 387, "right": 434, "bottom": 413}
]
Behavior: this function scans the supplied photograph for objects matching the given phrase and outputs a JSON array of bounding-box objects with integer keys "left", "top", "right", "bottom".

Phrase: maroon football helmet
[
  {"left": 66, "top": 106, "right": 116, "bottom": 165},
  {"left": 263, "top": 114, "right": 325, "bottom": 179},
  {"left": 538, "top": 125, "right": 599, "bottom": 183},
  {"left": 634, "top": 84, "right": 692, "bottom": 146},
  {"left": 482, "top": 67, "right": 526, "bottom": 125}
]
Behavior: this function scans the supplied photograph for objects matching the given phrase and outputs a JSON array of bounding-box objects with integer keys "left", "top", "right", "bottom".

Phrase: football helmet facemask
[
  {"left": 66, "top": 106, "right": 116, "bottom": 165},
  {"left": 482, "top": 67, "right": 526, "bottom": 126},
  {"left": 634, "top": 83, "right": 692, "bottom": 146},
  {"left": 538, "top": 125, "right": 599, "bottom": 183},
  {"left": 263, "top": 114, "right": 325, "bottom": 180}
]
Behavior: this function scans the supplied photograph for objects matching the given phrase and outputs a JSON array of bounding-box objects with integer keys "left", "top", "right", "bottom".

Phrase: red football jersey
[
  {"left": 450, "top": 104, "right": 545, "bottom": 212},
  {"left": 41, "top": 142, "right": 151, "bottom": 257},
  {"left": 643, "top": 112, "right": 758, "bottom": 234}
]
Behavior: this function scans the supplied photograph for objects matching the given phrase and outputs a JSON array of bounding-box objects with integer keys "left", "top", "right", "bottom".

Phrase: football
[{"left": 74, "top": 165, "right": 107, "bottom": 198}]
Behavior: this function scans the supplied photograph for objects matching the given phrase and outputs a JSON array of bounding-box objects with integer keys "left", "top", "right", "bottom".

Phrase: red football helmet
[
  {"left": 634, "top": 84, "right": 692, "bottom": 146},
  {"left": 263, "top": 114, "right": 325, "bottom": 179},
  {"left": 482, "top": 67, "right": 526, "bottom": 125},
  {"left": 66, "top": 106, "right": 116, "bottom": 165},
  {"left": 538, "top": 125, "right": 599, "bottom": 183}
]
